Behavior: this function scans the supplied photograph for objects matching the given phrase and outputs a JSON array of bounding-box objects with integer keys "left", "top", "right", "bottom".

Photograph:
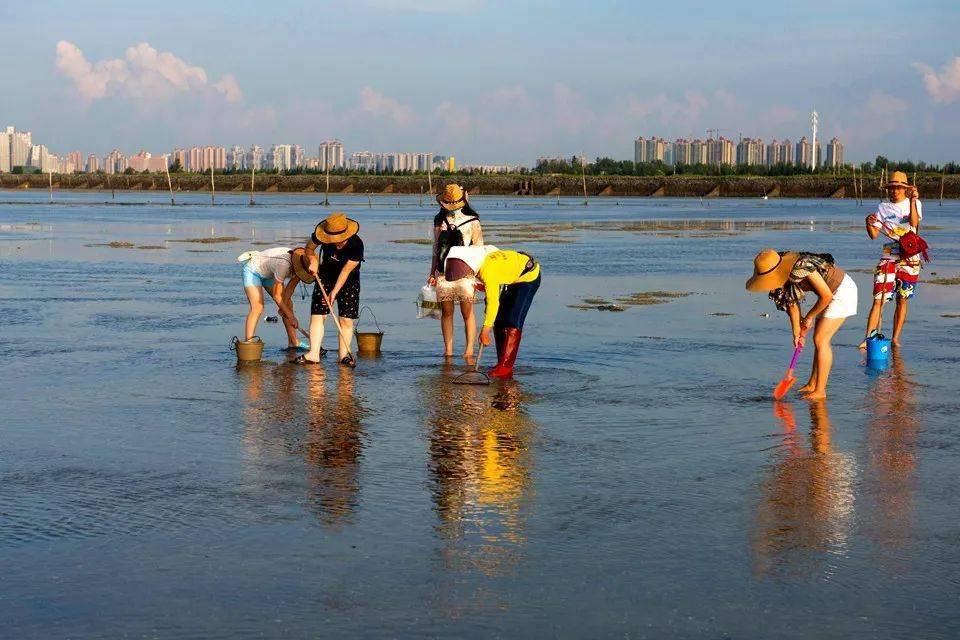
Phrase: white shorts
[{"left": 823, "top": 274, "right": 858, "bottom": 319}]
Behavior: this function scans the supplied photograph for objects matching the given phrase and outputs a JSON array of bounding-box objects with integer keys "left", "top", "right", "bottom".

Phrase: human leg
[
  {"left": 891, "top": 260, "right": 919, "bottom": 346},
  {"left": 440, "top": 300, "right": 455, "bottom": 356},
  {"left": 244, "top": 285, "right": 265, "bottom": 341},
  {"left": 490, "top": 275, "right": 541, "bottom": 379},
  {"left": 334, "top": 280, "right": 360, "bottom": 364},
  {"left": 303, "top": 281, "right": 332, "bottom": 362},
  {"left": 459, "top": 299, "right": 476, "bottom": 358},
  {"left": 892, "top": 297, "right": 909, "bottom": 346},
  {"left": 803, "top": 316, "right": 845, "bottom": 400}
]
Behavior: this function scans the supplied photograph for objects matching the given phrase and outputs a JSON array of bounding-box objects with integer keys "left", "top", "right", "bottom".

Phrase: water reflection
[
  {"left": 862, "top": 352, "right": 919, "bottom": 551},
  {"left": 237, "top": 363, "right": 366, "bottom": 528},
  {"left": 422, "top": 366, "right": 536, "bottom": 577},
  {"left": 752, "top": 401, "right": 857, "bottom": 578}
]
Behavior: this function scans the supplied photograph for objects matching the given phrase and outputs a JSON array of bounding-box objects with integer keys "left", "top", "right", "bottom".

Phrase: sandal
[
  {"left": 293, "top": 355, "right": 320, "bottom": 365},
  {"left": 339, "top": 354, "right": 356, "bottom": 368}
]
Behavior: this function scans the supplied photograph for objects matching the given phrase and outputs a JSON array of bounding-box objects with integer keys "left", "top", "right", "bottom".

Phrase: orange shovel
[{"left": 773, "top": 329, "right": 808, "bottom": 400}]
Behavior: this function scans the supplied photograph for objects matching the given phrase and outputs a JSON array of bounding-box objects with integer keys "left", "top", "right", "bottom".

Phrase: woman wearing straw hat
[
  {"left": 860, "top": 170, "right": 923, "bottom": 349},
  {"left": 444, "top": 245, "right": 541, "bottom": 379},
  {"left": 294, "top": 213, "right": 364, "bottom": 367},
  {"left": 430, "top": 184, "right": 484, "bottom": 359},
  {"left": 747, "top": 249, "right": 858, "bottom": 400},
  {"left": 237, "top": 247, "right": 307, "bottom": 351}
]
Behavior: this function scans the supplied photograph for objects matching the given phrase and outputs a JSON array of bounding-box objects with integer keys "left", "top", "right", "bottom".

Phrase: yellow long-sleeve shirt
[{"left": 477, "top": 250, "right": 541, "bottom": 327}]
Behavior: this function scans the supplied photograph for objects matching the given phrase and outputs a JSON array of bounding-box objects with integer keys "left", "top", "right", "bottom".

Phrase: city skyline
[{"left": 2, "top": 2, "right": 958, "bottom": 164}]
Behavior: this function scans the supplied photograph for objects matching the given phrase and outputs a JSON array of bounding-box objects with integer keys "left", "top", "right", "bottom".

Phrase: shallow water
[{"left": 2, "top": 191, "right": 960, "bottom": 638}]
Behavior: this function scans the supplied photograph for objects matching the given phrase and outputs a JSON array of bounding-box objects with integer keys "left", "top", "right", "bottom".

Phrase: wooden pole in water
[
  {"left": 427, "top": 164, "right": 433, "bottom": 195},
  {"left": 419, "top": 185, "right": 423, "bottom": 207},
  {"left": 249, "top": 165, "right": 255, "bottom": 206},
  {"left": 323, "top": 165, "right": 330, "bottom": 206},
  {"left": 580, "top": 153, "right": 588, "bottom": 206},
  {"left": 940, "top": 170, "right": 945, "bottom": 206},
  {"left": 165, "top": 162, "right": 175, "bottom": 205},
  {"left": 210, "top": 166, "right": 215, "bottom": 205},
  {"left": 48, "top": 170, "right": 53, "bottom": 202}
]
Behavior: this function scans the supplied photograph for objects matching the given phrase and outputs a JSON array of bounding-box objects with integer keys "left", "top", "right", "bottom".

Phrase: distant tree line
[{"left": 534, "top": 155, "right": 960, "bottom": 177}]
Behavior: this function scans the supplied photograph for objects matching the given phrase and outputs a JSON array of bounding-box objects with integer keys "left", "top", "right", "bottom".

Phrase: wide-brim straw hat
[
  {"left": 313, "top": 212, "right": 359, "bottom": 244},
  {"left": 885, "top": 170, "right": 910, "bottom": 189},
  {"left": 437, "top": 184, "right": 467, "bottom": 211},
  {"left": 746, "top": 249, "right": 799, "bottom": 292},
  {"left": 290, "top": 247, "right": 315, "bottom": 283}
]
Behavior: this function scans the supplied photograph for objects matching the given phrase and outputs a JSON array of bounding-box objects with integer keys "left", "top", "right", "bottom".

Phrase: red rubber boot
[{"left": 489, "top": 327, "right": 521, "bottom": 379}]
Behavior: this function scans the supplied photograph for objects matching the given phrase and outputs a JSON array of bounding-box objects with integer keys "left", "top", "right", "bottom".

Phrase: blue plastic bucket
[{"left": 866, "top": 335, "right": 892, "bottom": 362}]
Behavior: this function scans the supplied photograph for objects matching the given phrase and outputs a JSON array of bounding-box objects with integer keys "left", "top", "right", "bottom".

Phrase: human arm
[
  {"left": 305, "top": 237, "right": 321, "bottom": 278},
  {"left": 327, "top": 260, "right": 359, "bottom": 302},
  {"left": 428, "top": 224, "right": 441, "bottom": 284},
  {"left": 267, "top": 280, "right": 299, "bottom": 329},
  {"left": 865, "top": 213, "right": 881, "bottom": 240},
  {"left": 472, "top": 219, "right": 484, "bottom": 247},
  {"left": 785, "top": 302, "right": 803, "bottom": 347},
  {"left": 909, "top": 187, "right": 920, "bottom": 229},
  {"left": 799, "top": 271, "right": 833, "bottom": 332}
]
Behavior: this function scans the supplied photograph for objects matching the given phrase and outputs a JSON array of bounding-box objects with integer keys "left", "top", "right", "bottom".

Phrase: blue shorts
[{"left": 242, "top": 264, "right": 276, "bottom": 288}]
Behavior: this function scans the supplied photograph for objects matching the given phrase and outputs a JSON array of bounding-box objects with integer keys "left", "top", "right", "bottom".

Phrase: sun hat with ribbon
[
  {"left": 746, "top": 249, "right": 800, "bottom": 292},
  {"left": 290, "top": 247, "right": 315, "bottom": 283},
  {"left": 437, "top": 184, "right": 467, "bottom": 212},
  {"left": 885, "top": 170, "right": 911, "bottom": 189},
  {"left": 444, "top": 245, "right": 498, "bottom": 281},
  {"left": 312, "top": 212, "right": 359, "bottom": 244}
]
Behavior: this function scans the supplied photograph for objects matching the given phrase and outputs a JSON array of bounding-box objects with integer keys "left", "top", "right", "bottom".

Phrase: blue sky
[{"left": 3, "top": 0, "right": 959, "bottom": 163}]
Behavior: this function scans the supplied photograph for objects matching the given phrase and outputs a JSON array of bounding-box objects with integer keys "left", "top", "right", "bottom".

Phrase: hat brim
[
  {"left": 290, "top": 248, "right": 315, "bottom": 283},
  {"left": 885, "top": 181, "right": 910, "bottom": 189},
  {"left": 436, "top": 194, "right": 466, "bottom": 211},
  {"left": 746, "top": 251, "right": 799, "bottom": 292},
  {"left": 312, "top": 218, "right": 359, "bottom": 244}
]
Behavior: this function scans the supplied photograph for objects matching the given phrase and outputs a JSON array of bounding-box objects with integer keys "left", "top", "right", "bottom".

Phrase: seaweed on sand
[
  {"left": 928, "top": 276, "right": 960, "bottom": 285},
  {"left": 571, "top": 291, "right": 691, "bottom": 311},
  {"left": 85, "top": 241, "right": 136, "bottom": 248},
  {"left": 169, "top": 236, "right": 241, "bottom": 244}
]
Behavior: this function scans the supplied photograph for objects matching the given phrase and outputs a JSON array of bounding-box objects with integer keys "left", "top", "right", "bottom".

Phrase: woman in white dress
[{"left": 428, "top": 184, "right": 484, "bottom": 359}]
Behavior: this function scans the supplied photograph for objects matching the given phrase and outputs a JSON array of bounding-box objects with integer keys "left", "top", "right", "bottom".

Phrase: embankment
[{"left": 2, "top": 173, "right": 959, "bottom": 198}]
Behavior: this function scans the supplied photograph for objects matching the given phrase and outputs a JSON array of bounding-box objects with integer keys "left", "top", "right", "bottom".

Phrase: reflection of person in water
[
  {"left": 752, "top": 401, "right": 857, "bottom": 578},
  {"left": 303, "top": 367, "right": 366, "bottom": 527},
  {"left": 863, "top": 352, "right": 919, "bottom": 550},
  {"left": 236, "top": 362, "right": 366, "bottom": 527},
  {"left": 423, "top": 371, "right": 535, "bottom": 575}
]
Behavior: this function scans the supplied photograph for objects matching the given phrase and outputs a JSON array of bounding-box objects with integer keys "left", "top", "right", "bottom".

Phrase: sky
[{"left": 3, "top": 0, "right": 960, "bottom": 164}]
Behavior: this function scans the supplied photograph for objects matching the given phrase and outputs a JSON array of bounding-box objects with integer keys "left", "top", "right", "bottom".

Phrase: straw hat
[
  {"left": 312, "top": 212, "right": 359, "bottom": 244},
  {"left": 746, "top": 249, "right": 799, "bottom": 292},
  {"left": 437, "top": 184, "right": 467, "bottom": 211},
  {"left": 290, "top": 247, "right": 315, "bottom": 283},
  {"left": 885, "top": 170, "right": 910, "bottom": 189}
]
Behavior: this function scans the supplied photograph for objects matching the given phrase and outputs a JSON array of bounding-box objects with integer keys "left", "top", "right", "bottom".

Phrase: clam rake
[{"left": 453, "top": 344, "right": 491, "bottom": 385}]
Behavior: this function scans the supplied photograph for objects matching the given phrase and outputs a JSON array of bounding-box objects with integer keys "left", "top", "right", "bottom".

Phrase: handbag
[{"left": 879, "top": 219, "right": 930, "bottom": 262}]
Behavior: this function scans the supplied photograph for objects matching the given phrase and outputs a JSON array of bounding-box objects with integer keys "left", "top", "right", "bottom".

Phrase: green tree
[{"left": 169, "top": 158, "right": 183, "bottom": 173}]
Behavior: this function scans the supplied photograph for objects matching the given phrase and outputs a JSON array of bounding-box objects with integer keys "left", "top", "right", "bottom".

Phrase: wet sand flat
[{"left": 2, "top": 192, "right": 960, "bottom": 639}]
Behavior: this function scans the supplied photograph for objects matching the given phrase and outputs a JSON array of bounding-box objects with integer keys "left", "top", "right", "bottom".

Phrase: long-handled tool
[
  {"left": 773, "top": 329, "right": 808, "bottom": 400},
  {"left": 453, "top": 343, "right": 491, "bottom": 385},
  {"left": 314, "top": 275, "right": 355, "bottom": 364}
]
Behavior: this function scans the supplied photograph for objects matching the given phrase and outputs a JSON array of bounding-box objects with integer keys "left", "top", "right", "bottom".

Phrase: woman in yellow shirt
[{"left": 445, "top": 246, "right": 541, "bottom": 379}]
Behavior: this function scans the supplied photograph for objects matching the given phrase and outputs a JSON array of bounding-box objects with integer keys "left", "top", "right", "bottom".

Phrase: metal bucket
[
  {"left": 355, "top": 306, "right": 383, "bottom": 354},
  {"left": 231, "top": 336, "right": 264, "bottom": 362}
]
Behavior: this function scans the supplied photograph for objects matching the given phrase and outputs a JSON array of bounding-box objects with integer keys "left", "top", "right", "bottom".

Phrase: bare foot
[
  {"left": 462, "top": 351, "right": 474, "bottom": 360},
  {"left": 858, "top": 340, "right": 867, "bottom": 351},
  {"left": 802, "top": 391, "right": 827, "bottom": 401},
  {"left": 892, "top": 338, "right": 901, "bottom": 347},
  {"left": 796, "top": 384, "right": 815, "bottom": 394}
]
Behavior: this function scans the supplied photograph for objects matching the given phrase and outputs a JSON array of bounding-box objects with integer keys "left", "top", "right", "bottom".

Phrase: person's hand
[
  {"left": 480, "top": 326, "right": 492, "bottom": 346},
  {"left": 289, "top": 317, "right": 299, "bottom": 330},
  {"left": 427, "top": 275, "right": 436, "bottom": 286},
  {"left": 307, "top": 256, "right": 319, "bottom": 278},
  {"left": 909, "top": 186, "right": 919, "bottom": 200},
  {"left": 866, "top": 213, "right": 879, "bottom": 226},
  {"left": 800, "top": 315, "right": 813, "bottom": 333},
  {"left": 793, "top": 332, "right": 805, "bottom": 348},
  {"left": 328, "top": 288, "right": 340, "bottom": 303}
]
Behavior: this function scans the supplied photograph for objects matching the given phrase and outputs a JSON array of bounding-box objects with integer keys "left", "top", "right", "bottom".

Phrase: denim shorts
[{"left": 242, "top": 264, "right": 276, "bottom": 288}]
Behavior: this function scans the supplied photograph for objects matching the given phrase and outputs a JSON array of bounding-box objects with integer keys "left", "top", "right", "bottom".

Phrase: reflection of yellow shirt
[{"left": 477, "top": 250, "right": 541, "bottom": 328}]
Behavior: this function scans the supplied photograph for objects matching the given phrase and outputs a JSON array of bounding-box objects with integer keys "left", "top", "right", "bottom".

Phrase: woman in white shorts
[
  {"left": 238, "top": 247, "right": 307, "bottom": 351},
  {"left": 746, "top": 249, "right": 858, "bottom": 400}
]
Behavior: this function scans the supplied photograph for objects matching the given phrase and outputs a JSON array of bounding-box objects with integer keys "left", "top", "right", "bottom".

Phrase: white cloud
[
  {"left": 913, "top": 57, "right": 960, "bottom": 104},
  {"left": 55, "top": 40, "right": 241, "bottom": 104},
  {"left": 364, "top": 0, "right": 484, "bottom": 12},
  {"left": 357, "top": 87, "right": 418, "bottom": 125}
]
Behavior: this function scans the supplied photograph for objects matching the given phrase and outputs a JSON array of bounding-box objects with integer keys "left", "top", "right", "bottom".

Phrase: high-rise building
[
  {"left": 672, "top": 138, "right": 692, "bottom": 165},
  {"left": 766, "top": 139, "right": 795, "bottom": 166},
  {"left": 634, "top": 137, "right": 648, "bottom": 164},
  {"left": 291, "top": 144, "right": 305, "bottom": 169},
  {"left": 172, "top": 148, "right": 188, "bottom": 170},
  {"left": 6, "top": 126, "right": 32, "bottom": 169},
  {"left": 707, "top": 137, "right": 735, "bottom": 166},
  {"left": 66, "top": 151, "right": 82, "bottom": 173},
  {"left": 691, "top": 139, "right": 708, "bottom": 165},
  {"left": 795, "top": 137, "right": 811, "bottom": 168},
  {"left": 825, "top": 137, "right": 844, "bottom": 168},
  {"left": 104, "top": 149, "right": 128, "bottom": 174},
  {"left": 319, "top": 139, "right": 345, "bottom": 170},
  {"left": 246, "top": 145, "right": 263, "bottom": 171},
  {"left": 86, "top": 154, "right": 100, "bottom": 172},
  {"left": 0, "top": 131, "right": 10, "bottom": 172},
  {"left": 129, "top": 150, "right": 151, "bottom": 172},
  {"left": 736, "top": 138, "right": 766, "bottom": 166},
  {"left": 27, "top": 145, "right": 50, "bottom": 171},
  {"left": 269, "top": 144, "right": 294, "bottom": 172},
  {"left": 228, "top": 145, "right": 245, "bottom": 170}
]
